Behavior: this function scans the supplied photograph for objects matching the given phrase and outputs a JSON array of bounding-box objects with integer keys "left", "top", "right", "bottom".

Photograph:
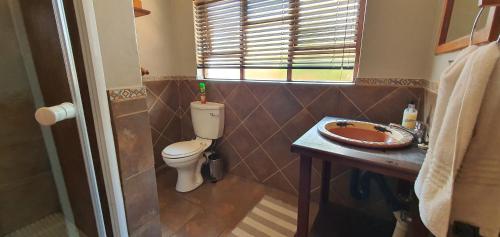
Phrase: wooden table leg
[
  {"left": 296, "top": 155, "right": 312, "bottom": 237},
  {"left": 320, "top": 160, "right": 331, "bottom": 207}
]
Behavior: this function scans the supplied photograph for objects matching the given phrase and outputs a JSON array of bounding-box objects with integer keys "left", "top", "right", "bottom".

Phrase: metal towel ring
[
  {"left": 469, "top": 7, "right": 485, "bottom": 46},
  {"left": 470, "top": 6, "right": 500, "bottom": 45}
]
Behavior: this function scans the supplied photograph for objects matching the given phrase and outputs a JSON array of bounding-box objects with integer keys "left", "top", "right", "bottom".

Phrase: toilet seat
[
  {"left": 162, "top": 138, "right": 212, "bottom": 159},
  {"left": 161, "top": 137, "right": 213, "bottom": 192},
  {"left": 162, "top": 141, "right": 203, "bottom": 159}
]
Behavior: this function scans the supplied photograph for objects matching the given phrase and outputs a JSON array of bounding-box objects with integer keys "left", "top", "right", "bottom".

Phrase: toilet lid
[{"left": 162, "top": 141, "right": 204, "bottom": 159}]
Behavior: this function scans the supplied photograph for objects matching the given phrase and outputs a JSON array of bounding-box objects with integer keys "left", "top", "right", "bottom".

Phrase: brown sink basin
[{"left": 318, "top": 120, "right": 413, "bottom": 149}]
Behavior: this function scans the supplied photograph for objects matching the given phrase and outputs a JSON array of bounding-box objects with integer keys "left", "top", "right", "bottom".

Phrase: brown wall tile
[
  {"left": 262, "top": 86, "right": 303, "bottom": 124},
  {"left": 148, "top": 80, "right": 424, "bottom": 195},
  {"left": 108, "top": 92, "right": 161, "bottom": 236},
  {"left": 113, "top": 111, "right": 155, "bottom": 179},
  {"left": 263, "top": 172, "right": 298, "bottom": 195},
  {"left": 286, "top": 83, "right": 328, "bottom": 106},
  {"left": 122, "top": 168, "right": 160, "bottom": 235},
  {"left": 141, "top": 79, "right": 425, "bottom": 220},
  {"left": 364, "top": 87, "right": 421, "bottom": 125},
  {"left": 145, "top": 81, "right": 169, "bottom": 97},
  {"left": 149, "top": 101, "right": 174, "bottom": 132},
  {"left": 306, "top": 87, "right": 341, "bottom": 120},
  {"left": 216, "top": 141, "right": 241, "bottom": 171},
  {"left": 243, "top": 106, "right": 279, "bottom": 142},
  {"left": 246, "top": 82, "right": 277, "bottom": 102},
  {"left": 179, "top": 82, "right": 196, "bottom": 113},
  {"left": 225, "top": 85, "right": 260, "bottom": 120},
  {"left": 262, "top": 131, "right": 297, "bottom": 168},
  {"left": 227, "top": 126, "right": 258, "bottom": 158},
  {"left": 110, "top": 97, "right": 148, "bottom": 117},
  {"left": 339, "top": 86, "right": 397, "bottom": 111},
  {"left": 0, "top": 172, "right": 60, "bottom": 235},
  {"left": 282, "top": 109, "right": 317, "bottom": 141},
  {"left": 244, "top": 148, "right": 278, "bottom": 182},
  {"left": 160, "top": 82, "right": 180, "bottom": 112}
]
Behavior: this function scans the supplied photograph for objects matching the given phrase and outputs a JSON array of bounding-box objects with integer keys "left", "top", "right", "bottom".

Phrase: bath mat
[{"left": 230, "top": 196, "right": 297, "bottom": 237}]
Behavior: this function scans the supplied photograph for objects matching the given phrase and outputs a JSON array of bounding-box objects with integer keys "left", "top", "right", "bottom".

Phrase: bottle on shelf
[
  {"left": 199, "top": 82, "right": 207, "bottom": 104},
  {"left": 402, "top": 102, "right": 418, "bottom": 129}
]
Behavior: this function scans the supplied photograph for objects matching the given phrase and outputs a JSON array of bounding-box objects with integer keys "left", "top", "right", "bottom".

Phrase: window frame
[{"left": 194, "top": 0, "right": 367, "bottom": 83}]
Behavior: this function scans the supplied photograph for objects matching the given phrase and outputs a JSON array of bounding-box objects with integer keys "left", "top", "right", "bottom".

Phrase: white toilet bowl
[
  {"left": 162, "top": 138, "right": 211, "bottom": 192},
  {"left": 162, "top": 101, "right": 224, "bottom": 192}
]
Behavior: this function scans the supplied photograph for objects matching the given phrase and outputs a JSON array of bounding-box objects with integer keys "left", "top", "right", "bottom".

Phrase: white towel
[
  {"left": 452, "top": 43, "right": 500, "bottom": 237},
  {"left": 415, "top": 42, "right": 500, "bottom": 237}
]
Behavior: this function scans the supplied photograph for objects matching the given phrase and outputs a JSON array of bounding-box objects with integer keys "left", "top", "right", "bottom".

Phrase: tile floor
[
  {"left": 156, "top": 168, "right": 319, "bottom": 237},
  {"left": 156, "top": 168, "right": 395, "bottom": 237}
]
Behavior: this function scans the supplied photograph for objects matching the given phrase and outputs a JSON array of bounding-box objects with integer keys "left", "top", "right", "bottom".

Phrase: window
[{"left": 194, "top": 0, "right": 365, "bottom": 82}]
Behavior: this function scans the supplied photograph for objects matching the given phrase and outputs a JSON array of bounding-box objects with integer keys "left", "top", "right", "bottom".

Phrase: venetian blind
[{"left": 194, "top": 0, "right": 363, "bottom": 81}]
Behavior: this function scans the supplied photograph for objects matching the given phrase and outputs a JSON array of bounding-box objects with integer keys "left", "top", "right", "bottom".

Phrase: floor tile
[
  {"left": 158, "top": 192, "right": 202, "bottom": 236},
  {"left": 156, "top": 169, "right": 322, "bottom": 237}
]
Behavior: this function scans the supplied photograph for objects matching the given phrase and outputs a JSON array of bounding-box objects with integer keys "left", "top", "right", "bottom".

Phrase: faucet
[{"left": 389, "top": 122, "right": 427, "bottom": 144}]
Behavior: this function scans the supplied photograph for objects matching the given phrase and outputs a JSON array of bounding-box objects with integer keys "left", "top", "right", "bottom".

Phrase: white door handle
[{"left": 35, "top": 102, "right": 76, "bottom": 126}]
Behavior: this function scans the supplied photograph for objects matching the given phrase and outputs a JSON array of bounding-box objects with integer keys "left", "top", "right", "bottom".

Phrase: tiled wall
[
  {"left": 144, "top": 78, "right": 424, "bottom": 216},
  {"left": 143, "top": 80, "right": 182, "bottom": 169},
  {"left": 1, "top": 2, "right": 60, "bottom": 231},
  {"left": 0, "top": 74, "right": 60, "bottom": 235},
  {"left": 108, "top": 88, "right": 162, "bottom": 236}
]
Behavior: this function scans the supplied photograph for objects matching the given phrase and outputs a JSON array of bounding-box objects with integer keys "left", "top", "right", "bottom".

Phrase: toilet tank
[{"left": 190, "top": 101, "right": 224, "bottom": 139}]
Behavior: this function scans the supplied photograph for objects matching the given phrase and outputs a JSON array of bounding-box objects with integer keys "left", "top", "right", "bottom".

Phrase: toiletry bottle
[
  {"left": 402, "top": 102, "right": 418, "bottom": 129},
  {"left": 199, "top": 82, "right": 207, "bottom": 104}
]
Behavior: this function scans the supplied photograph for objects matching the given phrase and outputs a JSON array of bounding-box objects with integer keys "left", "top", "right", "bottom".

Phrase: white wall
[
  {"left": 136, "top": 0, "right": 441, "bottom": 80},
  {"left": 447, "top": 0, "right": 486, "bottom": 41},
  {"left": 93, "top": 0, "right": 142, "bottom": 89},
  {"left": 429, "top": 51, "right": 460, "bottom": 81},
  {"left": 135, "top": 0, "right": 175, "bottom": 77},
  {"left": 427, "top": 0, "right": 462, "bottom": 82},
  {"left": 427, "top": 0, "right": 486, "bottom": 81},
  {"left": 135, "top": 0, "right": 197, "bottom": 77},
  {"left": 358, "top": 0, "right": 438, "bottom": 79},
  {"left": 169, "top": 0, "right": 197, "bottom": 77}
]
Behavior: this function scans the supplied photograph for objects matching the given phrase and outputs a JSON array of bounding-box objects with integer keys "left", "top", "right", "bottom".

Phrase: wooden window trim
[
  {"left": 353, "top": 0, "right": 366, "bottom": 78},
  {"left": 287, "top": 0, "right": 300, "bottom": 82},
  {"left": 240, "top": 0, "right": 247, "bottom": 80}
]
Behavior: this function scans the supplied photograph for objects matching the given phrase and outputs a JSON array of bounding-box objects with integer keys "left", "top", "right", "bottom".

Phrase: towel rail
[
  {"left": 469, "top": 7, "right": 485, "bottom": 46},
  {"left": 469, "top": 0, "right": 500, "bottom": 45}
]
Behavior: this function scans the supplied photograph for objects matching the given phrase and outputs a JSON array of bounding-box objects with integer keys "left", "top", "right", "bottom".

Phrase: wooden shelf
[
  {"left": 134, "top": 7, "right": 151, "bottom": 17},
  {"left": 479, "top": 0, "right": 500, "bottom": 7}
]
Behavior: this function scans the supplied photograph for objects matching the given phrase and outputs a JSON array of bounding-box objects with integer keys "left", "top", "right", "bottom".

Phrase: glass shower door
[{"left": 1, "top": 0, "right": 106, "bottom": 236}]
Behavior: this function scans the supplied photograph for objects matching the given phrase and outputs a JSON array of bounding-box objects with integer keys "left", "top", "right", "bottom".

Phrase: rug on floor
[{"left": 230, "top": 195, "right": 297, "bottom": 237}]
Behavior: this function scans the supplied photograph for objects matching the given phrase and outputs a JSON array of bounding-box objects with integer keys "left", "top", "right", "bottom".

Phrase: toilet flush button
[{"left": 35, "top": 102, "right": 76, "bottom": 126}]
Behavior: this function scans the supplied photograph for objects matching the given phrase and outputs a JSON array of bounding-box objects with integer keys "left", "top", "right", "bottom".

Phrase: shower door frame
[{"left": 52, "top": 0, "right": 129, "bottom": 236}]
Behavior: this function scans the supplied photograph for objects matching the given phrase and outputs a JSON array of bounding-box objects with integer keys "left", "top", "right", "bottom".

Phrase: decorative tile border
[
  {"left": 144, "top": 75, "right": 431, "bottom": 87},
  {"left": 140, "top": 75, "right": 439, "bottom": 94},
  {"left": 354, "top": 78, "right": 427, "bottom": 88},
  {"left": 427, "top": 80, "right": 439, "bottom": 94},
  {"left": 108, "top": 86, "right": 147, "bottom": 102},
  {"left": 142, "top": 75, "right": 195, "bottom": 81}
]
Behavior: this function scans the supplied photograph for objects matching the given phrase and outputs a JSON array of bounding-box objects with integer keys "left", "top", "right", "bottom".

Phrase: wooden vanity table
[{"left": 291, "top": 116, "right": 427, "bottom": 237}]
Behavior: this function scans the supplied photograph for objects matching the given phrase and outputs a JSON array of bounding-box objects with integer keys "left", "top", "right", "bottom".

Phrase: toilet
[{"left": 162, "top": 101, "right": 224, "bottom": 192}]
